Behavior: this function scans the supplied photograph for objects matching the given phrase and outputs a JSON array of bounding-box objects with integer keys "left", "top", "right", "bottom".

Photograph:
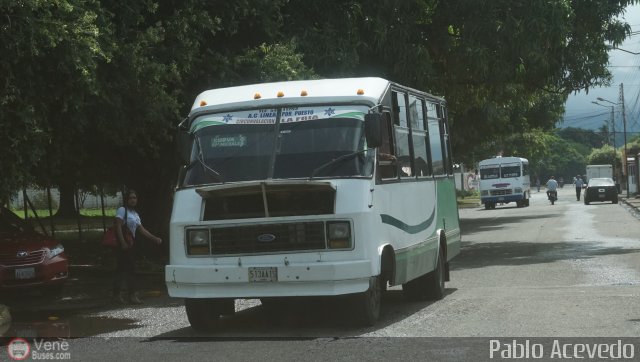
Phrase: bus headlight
[
  {"left": 186, "top": 229, "right": 210, "bottom": 255},
  {"left": 481, "top": 190, "right": 489, "bottom": 196},
  {"left": 327, "top": 222, "right": 351, "bottom": 249},
  {"left": 515, "top": 187, "right": 522, "bottom": 194}
]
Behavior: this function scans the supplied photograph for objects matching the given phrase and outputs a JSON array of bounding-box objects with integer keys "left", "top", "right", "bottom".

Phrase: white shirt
[
  {"left": 546, "top": 179, "right": 558, "bottom": 191},
  {"left": 115, "top": 207, "right": 141, "bottom": 237}
]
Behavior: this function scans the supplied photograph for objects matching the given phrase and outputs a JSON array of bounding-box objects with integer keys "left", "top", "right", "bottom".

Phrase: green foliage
[
  {"left": 0, "top": 0, "right": 108, "bottom": 198},
  {"left": 588, "top": 145, "right": 619, "bottom": 166},
  {"left": 239, "top": 42, "right": 318, "bottom": 82},
  {"left": 1, "top": 0, "right": 638, "bottom": 227}
]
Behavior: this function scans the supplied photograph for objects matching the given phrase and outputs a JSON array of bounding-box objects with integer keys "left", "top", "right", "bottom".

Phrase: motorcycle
[{"left": 547, "top": 190, "right": 558, "bottom": 205}]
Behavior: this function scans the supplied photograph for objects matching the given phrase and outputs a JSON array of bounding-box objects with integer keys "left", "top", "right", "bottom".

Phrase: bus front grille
[
  {"left": 490, "top": 189, "right": 513, "bottom": 196},
  {"left": 211, "top": 222, "right": 326, "bottom": 255}
]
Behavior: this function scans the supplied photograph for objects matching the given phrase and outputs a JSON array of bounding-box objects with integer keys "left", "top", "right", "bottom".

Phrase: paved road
[{"left": 2, "top": 187, "right": 640, "bottom": 360}]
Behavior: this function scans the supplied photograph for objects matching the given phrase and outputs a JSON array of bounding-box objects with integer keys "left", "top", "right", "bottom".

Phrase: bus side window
[
  {"left": 427, "top": 101, "right": 445, "bottom": 175},
  {"left": 392, "top": 91, "right": 408, "bottom": 127},
  {"left": 378, "top": 114, "right": 398, "bottom": 180},
  {"left": 409, "top": 95, "right": 430, "bottom": 177},
  {"left": 392, "top": 91, "right": 413, "bottom": 178}
]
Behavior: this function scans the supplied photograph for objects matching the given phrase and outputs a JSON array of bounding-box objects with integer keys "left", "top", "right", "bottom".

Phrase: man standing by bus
[{"left": 575, "top": 175, "right": 585, "bottom": 201}]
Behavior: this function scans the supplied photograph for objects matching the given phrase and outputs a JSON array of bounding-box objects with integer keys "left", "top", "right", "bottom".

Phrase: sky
[{"left": 562, "top": 3, "right": 640, "bottom": 142}]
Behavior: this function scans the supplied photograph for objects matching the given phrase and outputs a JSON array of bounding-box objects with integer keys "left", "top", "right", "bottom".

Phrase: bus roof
[
  {"left": 191, "top": 77, "right": 393, "bottom": 112},
  {"left": 478, "top": 157, "right": 529, "bottom": 166}
]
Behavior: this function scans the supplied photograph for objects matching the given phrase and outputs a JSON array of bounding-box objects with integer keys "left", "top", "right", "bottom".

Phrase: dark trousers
[
  {"left": 576, "top": 187, "right": 581, "bottom": 200},
  {"left": 113, "top": 247, "right": 136, "bottom": 296}
]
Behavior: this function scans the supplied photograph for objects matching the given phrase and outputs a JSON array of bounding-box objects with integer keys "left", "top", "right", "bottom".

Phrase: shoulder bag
[{"left": 101, "top": 208, "right": 134, "bottom": 248}]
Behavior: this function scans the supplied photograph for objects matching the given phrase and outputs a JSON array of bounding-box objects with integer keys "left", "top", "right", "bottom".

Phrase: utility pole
[
  {"left": 620, "top": 83, "right": 629, "bottom": 198},
  {"left": 611, "top": 105, "right": 616, "bottom": 182}
]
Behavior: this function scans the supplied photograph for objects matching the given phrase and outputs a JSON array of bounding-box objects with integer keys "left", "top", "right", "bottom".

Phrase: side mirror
[{"left": 364, "top": 113, "right": 387, "bottom": 148}]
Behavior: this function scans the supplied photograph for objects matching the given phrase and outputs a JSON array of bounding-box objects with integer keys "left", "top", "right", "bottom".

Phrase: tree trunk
[{"left": 56, "top": 181, "right": 78, "bottom": 217}]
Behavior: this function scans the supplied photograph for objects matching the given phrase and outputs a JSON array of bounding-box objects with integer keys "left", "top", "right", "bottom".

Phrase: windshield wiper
[
  {"left": 184, "top": 136, "right": 224, "bottom": 182},
  {"left": 309, "top": 149, "right": 369, "bottom": 179}
]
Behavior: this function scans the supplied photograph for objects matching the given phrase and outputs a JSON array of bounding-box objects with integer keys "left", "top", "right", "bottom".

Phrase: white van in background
[{"left": 478, "top": 157, "right": 531, "bottom": 210}]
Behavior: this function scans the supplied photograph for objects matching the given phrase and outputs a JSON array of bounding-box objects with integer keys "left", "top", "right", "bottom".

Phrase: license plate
[
  {"left": 498, "top": 197, "right": 505, "bottom": 201},
  {"left": 248, "top": 267, "right": 277, "bottom": 282},
  {"left": 15, "top": 267, "right": 35, "bottom": 280}
]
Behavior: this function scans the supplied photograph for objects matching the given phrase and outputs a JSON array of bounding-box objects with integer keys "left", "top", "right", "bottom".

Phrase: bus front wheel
[
  {"left": 185, "top": 298, "right": 234, "bottom": 332},
  {"left": 352, "top": 276, "right": 381, "bottom": 326}
]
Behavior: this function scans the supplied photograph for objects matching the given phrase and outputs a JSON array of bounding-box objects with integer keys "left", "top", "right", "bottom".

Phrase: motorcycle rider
[{"left": 546, "top": 175, "right": 558, "bottom": 202}]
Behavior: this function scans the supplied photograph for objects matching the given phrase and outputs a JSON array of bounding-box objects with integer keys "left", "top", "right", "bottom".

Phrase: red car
[{"left": 0, "top": 207, "right": 68, "bottom": 294}]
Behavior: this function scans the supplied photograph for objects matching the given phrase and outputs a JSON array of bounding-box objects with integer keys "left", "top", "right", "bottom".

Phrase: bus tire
[
  {"left": 424, "top": 246, "right": 446, "bottom": 300},
  {"left": 185, "top": 298, "right": 234, "bottom": 332},
  {"left": 353, "top": 276, "right": 381, "bottom": 326},
  {"left": 402, "top": 245, "right": 446, "bottom": 301}
]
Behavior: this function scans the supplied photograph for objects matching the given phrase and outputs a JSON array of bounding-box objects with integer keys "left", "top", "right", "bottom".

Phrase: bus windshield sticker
[
  {"left": 191, "top": 106, "right": 366, "bottom": 131},
  {"left": 210, "top": 135, "right": 247, "bottom": 148}
]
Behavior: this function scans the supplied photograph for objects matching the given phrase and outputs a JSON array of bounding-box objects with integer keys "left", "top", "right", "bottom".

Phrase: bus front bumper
[
  {"left": 165, "top": 260, "right": 372, "bottom": 298},
  {"left": 481, "top": 194, "right": 524, "bottom": 203}
]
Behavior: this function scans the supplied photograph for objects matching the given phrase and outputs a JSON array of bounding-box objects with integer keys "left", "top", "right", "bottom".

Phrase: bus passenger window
[{"left": 377, "top": 114, "right": 397, "bottom": 180}]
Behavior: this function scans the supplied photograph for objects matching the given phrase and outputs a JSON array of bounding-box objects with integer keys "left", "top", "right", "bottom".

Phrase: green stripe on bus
[{"left": 380, "top": 208, "right": 435, "bottom": 234}]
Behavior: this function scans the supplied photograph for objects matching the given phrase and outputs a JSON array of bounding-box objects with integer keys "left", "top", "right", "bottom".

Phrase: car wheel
[
  {"left": 613, "top": 198, "right": 618, "bottom": 204},
  {"left": 584, "top": 198, "right": 589, "bottom": 205}
]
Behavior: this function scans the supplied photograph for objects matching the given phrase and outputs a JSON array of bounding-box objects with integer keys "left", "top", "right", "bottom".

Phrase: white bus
[
  {"left": 478, "top": 156, "right": 531, "bottom": 209},
  {"left": 167, "top": 77, "right": 461, "bottom": 330}
]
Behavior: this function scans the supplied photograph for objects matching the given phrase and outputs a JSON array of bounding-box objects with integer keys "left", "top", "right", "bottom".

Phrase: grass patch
[
  {"left": 457, "top": 196, "right": 480, "bottom": 209},
  {"left": 10, "top": 208, "right": 117, "bottom": 219}
]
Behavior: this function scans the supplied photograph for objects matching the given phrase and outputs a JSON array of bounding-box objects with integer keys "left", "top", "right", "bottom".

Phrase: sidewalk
[{"left": 621, "top": 194, "right": 640, "bottom": 213}]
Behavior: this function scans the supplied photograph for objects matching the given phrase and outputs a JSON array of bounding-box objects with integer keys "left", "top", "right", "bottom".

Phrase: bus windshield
[
  {"left": 182, "top": 106, "right": 373, "bottom": 185},
  {"left": 480, "top": 166, "right": 500, "bottom": 180},
  {"left": 501, "top": 164, "right": 521, "bottom": 178}
]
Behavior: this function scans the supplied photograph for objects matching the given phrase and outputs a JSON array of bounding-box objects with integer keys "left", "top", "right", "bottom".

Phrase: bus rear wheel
[{"left": 185, "top": 298, "right": 234, "bottom": 332}]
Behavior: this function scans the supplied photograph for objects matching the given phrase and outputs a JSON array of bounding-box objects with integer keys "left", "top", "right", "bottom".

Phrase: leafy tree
[
  {"left": 557, "top": 127, "right": 608, "bottom": 149},
  {"left": 279, "top": 0, "right": 635, "bottom": 163},
  {"left": 0, "top": 0, "right": 108, "bottom": 204},
  {"left": 588, "top": 145, "right": 620, "bottom": 168}
]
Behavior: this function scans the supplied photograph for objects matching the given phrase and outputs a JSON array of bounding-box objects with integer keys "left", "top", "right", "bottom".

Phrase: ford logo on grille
[
  {"left": 257, "top": 234, "right": 276, "bottom": 242},
  {"left": 16, "top": 251, "right": 28, "bottom": 258}
]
